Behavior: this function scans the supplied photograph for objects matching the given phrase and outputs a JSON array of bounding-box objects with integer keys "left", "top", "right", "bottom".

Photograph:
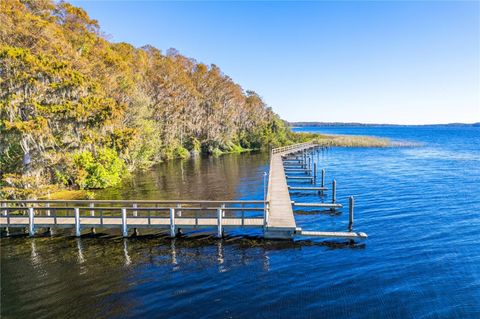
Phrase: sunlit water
[{"left": 1, "top": 126, "right": 479, "bottom": 318}]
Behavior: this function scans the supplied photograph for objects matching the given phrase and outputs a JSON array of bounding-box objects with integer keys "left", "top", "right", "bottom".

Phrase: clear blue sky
[{"left": 71, "top": 0, "right": 479, "bottom": 124}]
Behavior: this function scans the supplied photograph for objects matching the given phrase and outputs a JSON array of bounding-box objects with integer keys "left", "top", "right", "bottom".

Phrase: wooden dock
[
  {"left": 264, "top": 142, "right": 315, "bottom": 238},
  {"left": 0, "top": 142, "right": 367, "bottom": 241}
]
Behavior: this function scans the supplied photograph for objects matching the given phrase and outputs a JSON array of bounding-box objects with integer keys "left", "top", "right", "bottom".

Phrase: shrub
[{"left": 73, "top": 148, "right": 126, "bottom": 189}]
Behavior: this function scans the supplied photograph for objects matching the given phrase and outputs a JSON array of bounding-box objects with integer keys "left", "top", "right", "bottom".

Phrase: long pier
[{"left": 0, "top": 142, "right": 367, "bottom": 240}]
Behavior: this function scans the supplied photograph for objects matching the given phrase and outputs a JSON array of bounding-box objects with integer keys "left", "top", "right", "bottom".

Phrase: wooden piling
[
  {"left": 89, "top": 203, "right": 96, "bottom": 234},
  {"left": 313, "top": 163, "right": 317, "bottom": 183},
  {"left": 28, "top": 207, "right": 35, "bottom": 237},
  {"left": 321, "top": 169, "right": 325, "bottom": 187},
  {"left": 217, "top": 208, "right": 223, "bottom": 238},
  {"left": 349, "top": 196, "right": 354, "bottom": 231},
  {"left": 170, "top": 208, "right": 176, "bottom": 237},
  {"left": 122, "top": 208, "right": 128, "bottom": 237},
  {"left": 332, "top": 180, "right": 337, "bottom": 204},
  {"left": 74, "top": 207, "right": 80, "bottom": 237},
  {"left": 2, "top": 203, "right": 8, "bottom": 236}
]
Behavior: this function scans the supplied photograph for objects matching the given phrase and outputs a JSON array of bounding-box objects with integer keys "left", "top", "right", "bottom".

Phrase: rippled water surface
[{"left": 2, "top": 125, "right": 480, "bottom": 318}]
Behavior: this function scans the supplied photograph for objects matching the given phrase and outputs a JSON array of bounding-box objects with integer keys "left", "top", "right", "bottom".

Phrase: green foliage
[
  {"left": 72, "top": 148, "right": 126, "bottom": 189},
  {"left": 175, "top": 146, "right": 190, "bottom": 159}
]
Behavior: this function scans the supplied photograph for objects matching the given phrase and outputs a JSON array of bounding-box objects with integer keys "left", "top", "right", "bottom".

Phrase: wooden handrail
[{"left": 271, "top": 141, "right": 314, "bottom": 154}]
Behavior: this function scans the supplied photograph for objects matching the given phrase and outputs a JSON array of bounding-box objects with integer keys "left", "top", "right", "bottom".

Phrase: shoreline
[
  {"left": 42, "top": 133, "right": 402, "bottom": 200},
  {"left": 4, "top": 133, "right": 410, "bottom": 201}
]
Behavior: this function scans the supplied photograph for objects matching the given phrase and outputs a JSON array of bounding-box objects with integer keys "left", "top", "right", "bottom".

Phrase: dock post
[
  {"left": 170, "top": 208, "right": 176, "bottom": 238},
  {"left": 2, "top": 203, "right": 9, "bottom": 236},
  {"left": 132, "top": 203, "right": 138, "bottom": 236},
  {"left": 349, "top": 196, "right": 354, "bottom": 231},
  {"left": 263, "top": 202, "right": 269, "bottom": 227},
  {"left": 89, "top": 203, "right": 96, "bottom": 234},
  {"left": 133, "top": 203, "right": 138, "bottom": 217},
  {"left": 332, "top": 180, "right": 337, "bottom": 204},
  {"left": 122, "top": 208, "right": 128, "bottom": 237},
  {"left": 28, "top": 207, "right": 35, "bottom": 236},
  {"left": 74, "top": 207, "right": 80, "bottom": 237},
  {"left": 313, "top": 163, "right": 317, "bottom": 183},
  {"left": 217, "top": 208, "right": 223, "bottom": 238},
  {"left": 176, "top": 204, "right": 182, "bottom": 217},
  {"left": 321, "top": 169, "right": 325, "bottom": 187}
]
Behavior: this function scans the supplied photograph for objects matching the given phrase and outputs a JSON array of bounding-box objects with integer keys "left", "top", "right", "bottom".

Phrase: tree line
[{"left": 0, "top": 0, "right": 309, "bottom": 198}]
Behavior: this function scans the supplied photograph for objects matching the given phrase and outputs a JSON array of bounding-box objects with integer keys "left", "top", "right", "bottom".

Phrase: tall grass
[{"left": 313, "top": 134, "right": 392, "bottom": 147}]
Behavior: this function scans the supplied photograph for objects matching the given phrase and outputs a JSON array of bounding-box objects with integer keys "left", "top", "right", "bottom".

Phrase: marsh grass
[{"left": 314, "top": 134, "right": 392, "bottom": 147}]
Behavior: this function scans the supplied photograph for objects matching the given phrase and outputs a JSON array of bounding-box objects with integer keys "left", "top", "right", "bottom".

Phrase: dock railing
[
  {"left": 0, "top": 200, "right": 268, "bottom": 237},
  {"left": 271, "top": 141, "right": 315, "bottom": 154}
]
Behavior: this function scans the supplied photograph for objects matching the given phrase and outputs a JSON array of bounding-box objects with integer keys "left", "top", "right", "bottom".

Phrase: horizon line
[{"left": 287, "top": 121, "right": 480, "bottom": 126}]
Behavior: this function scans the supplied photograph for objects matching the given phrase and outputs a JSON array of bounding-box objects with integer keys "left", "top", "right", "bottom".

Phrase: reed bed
[{"left": 313, "top": 134, "right": 393, "bottom": 147}]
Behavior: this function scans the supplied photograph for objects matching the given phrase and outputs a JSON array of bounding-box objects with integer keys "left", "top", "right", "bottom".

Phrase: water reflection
[
  {"left": 263, "top": 251, "right": 270, "bottom": 272},
  {"left": 217, "top": 241, "right": 225, "bottom": 272},
  {"left": 123, "top": 239, "right": 131, "bottom": 267},
  {"left": 30, "top": 239, "right": 40, "bottom": 268},
  {"left": 94, "top": 152, "right": 270, "bottom": 201},
  {"left": 76, "top": 238, "right": 85, "bottom": 264},
  {"left": 170, "top": 239, "right": 178, "bottom": 267}
]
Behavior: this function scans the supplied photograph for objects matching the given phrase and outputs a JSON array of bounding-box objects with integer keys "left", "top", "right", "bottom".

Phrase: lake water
[{"left": 1, "top": 125, "right": 479, "bottom": 318}]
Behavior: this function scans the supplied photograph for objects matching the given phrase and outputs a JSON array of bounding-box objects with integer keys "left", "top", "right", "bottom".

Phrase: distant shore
[{"left": 290, "top": 122, "right": 479, "bottom": 127}]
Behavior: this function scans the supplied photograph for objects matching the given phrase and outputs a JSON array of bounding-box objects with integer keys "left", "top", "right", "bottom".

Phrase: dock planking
[{"left": 265, "top": 142, "right": 315, "bottom": 238}]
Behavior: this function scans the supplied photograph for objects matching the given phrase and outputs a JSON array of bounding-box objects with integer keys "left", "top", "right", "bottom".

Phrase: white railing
[
  {"left": 0, "top": 200, "right": 267, "bottom": 237},
  {"left": 271, "top": 141, "right": 314, "bottom": 154}
]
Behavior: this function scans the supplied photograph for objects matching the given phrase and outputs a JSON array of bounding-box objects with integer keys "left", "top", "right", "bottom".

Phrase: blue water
[
  {"left": 289, "top": 125, "right": 480, "bottom": 318},
  {"left": 1, "top": 125, "right": 479, "bottom": 318}
]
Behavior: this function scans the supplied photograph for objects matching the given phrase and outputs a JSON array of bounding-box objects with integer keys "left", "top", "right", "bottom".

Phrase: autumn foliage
[{"left": 0, "top": 0, "right": 302, "bottom": 197}]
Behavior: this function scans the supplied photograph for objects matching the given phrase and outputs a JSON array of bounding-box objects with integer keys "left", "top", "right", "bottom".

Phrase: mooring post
[
  {"left": 263, "top": 202, "right": 269, "bottom": 227},
  {"left": 217, "top": 208, "right": 223, "bottom": 238},
  {"left": 2, "top": 203, "right": 8, "bottom": 236},
  {"left": 121, "top": 208, "right": 128, "bottom": 237},
  {"left": 321, "top": 169, "right": 325, "bottom": 187},
  {"left": 74, "top": 207, "right": 80, "bottom": 237},
  {"left": 89, "top": 203, "right": 96, "bottom": 234},
  {"left": 332, "top": 180, "right": 337, "bottom": 204},
  {"left": 169, "top": 208, "right": 176, "bottom": 238},
  {"left": 348, "top": 196, "right": 354, "bottom": 231},
  {"left": 28, "top": 207, "right": 35, "bottom": 237},
  {"left": 313, "top": 163, "right": 317, "bottom": 183},
  {"left": 45, "top": 203, "right": 52, "bottom": 235}
]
